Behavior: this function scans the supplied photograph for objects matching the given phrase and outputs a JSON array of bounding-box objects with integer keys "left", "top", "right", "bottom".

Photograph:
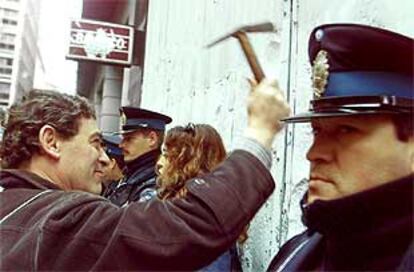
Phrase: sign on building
[{"left": 66, "top": 19, "right": 134, "bottom": 66}]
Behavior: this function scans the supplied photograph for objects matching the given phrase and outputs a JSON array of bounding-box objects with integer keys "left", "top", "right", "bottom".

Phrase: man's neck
[{"left": 19, "top": 155, "right": 66, "bottom": 191}]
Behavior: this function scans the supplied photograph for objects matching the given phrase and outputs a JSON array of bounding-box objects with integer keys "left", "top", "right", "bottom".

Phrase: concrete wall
[{"left": 141, "top": 0, "right": 414, "bottom": 270}]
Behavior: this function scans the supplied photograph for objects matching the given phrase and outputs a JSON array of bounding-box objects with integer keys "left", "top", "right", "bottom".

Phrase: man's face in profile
[
  {"left": 306, "top": 115, "right": 413, "bottom": 204},
  {"left": 57, "top": 118, "right": 110, "bottom": 194}
]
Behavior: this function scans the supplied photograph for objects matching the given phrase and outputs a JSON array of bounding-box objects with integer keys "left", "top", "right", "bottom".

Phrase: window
[
  {"left": 2, "top": 18, "right": 18, "bottom": 26},
  {"left": 0, "top": 58, "right": 13, "bottom": 66},
  {"left": 0, "top": 43, "right": 15, "bottom": 50},
  {"left": 0, "top": 83, "right": 10, "bottom": 92},
  {"left": 0, "top": 93, "right": 9, "bottom": 99},
  {"left": 0, "top": 68, "right": 12, "bottom": 74}
]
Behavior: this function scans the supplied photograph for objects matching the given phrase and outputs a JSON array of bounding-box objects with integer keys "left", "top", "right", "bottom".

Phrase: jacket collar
[
  {"left": 0, "top": 169, "right": 61, "bottom": 191},
  {"left": 124, "top": 149, "right": 160, "bottom": 176},
  {"left": 302, "top": 174, "right": 413, "bottom": 236}
]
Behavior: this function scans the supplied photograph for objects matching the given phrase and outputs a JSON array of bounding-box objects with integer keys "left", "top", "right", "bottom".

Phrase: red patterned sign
[{"left": 66, "top": 19, "right": 134, "bottom": 66}]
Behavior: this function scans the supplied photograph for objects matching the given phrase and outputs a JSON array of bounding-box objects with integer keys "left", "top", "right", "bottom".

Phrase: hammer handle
[{"left": 235, "top": 32, "right": 265, "bottom": 82}]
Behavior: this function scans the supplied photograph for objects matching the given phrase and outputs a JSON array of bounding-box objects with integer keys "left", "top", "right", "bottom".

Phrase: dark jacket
[
  {"left": 268, "top": 174, "right": 413, "bottom": 271},
  {"left": 0, "top": 150, "right": 273, "bottom": 271},
  {"left": 104, "top": 149, "right": 159, "bottom": 206}
]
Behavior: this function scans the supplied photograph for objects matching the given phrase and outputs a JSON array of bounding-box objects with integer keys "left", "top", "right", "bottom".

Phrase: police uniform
[
  {"left": 100, "top": 134, "right": 124, "bottom": 194},
  {"left": 104, "top": 107, "right": 172, "bottom": 206},
  {"left": 102, "top": 134, "right": 124, "bottom": 168},
  {"left": 268, "top": 24, "right": 413, "bottom": 271}
]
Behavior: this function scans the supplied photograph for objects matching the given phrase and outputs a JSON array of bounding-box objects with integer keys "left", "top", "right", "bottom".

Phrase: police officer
[
  {"left": 104, "top": 107, "right": 172, "bottom": 206},
  {"left": 267, "top": 24, "right": 413, "bottom": 271},
  {"left": 101, "top": 134, "right": 124, "bottom": 193}
]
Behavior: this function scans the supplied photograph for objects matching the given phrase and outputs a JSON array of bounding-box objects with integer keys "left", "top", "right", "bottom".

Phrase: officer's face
[
  {"left": 58, "top": 118, "right": 110, "bottom": 194},
  {"left": 306, "top": 115, "right": 413, "bottom": 204},
  {"left": 102, "top": 158, "right": 124, "bottom": 186},
  {"left": 120, "top": 130, "right": 154, "bottom": 162}
]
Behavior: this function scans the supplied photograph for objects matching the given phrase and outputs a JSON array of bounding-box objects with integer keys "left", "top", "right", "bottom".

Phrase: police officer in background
[
  {"left": 267, "top": 24, "right": 413, "bottom": 271},
  {"left": 104, "top": 107, "right": 172, "bottom": 206},
  {"left": 101, "top": 134, "right": 124, "bottom": 192}
]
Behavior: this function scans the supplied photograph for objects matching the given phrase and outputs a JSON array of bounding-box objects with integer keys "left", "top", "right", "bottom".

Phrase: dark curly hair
[
  {"left": 157, "top": 123, "right": 226, "bottom": 200},
  {"left": 0, "top": 89, "right": 96, "bottom": 169}
]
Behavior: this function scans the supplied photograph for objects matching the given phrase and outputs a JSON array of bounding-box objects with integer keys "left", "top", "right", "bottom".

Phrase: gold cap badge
[
  {"left": 120, "top": 111, "right": 127, "bottom": 126},
  {"left": 312, "top": 50, "right": 329, "bottom": 98}
]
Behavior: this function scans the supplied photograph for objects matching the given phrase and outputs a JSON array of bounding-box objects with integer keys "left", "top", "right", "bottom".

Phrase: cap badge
[
  {"left": 312, "top": 50, "right": 329, "bottom": 98},
  {"left": 120, "top": 112, "right": 127, "bottom": 126}
]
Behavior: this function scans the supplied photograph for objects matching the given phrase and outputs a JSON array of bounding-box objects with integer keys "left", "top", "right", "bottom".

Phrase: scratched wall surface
[{"left": 140, "top": 0, "right": 414, "bottom": 271}]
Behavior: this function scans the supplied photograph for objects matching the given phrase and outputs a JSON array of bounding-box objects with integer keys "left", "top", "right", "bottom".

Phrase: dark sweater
[
  {"left": 268, "top": 174, "right": 413, "bottom": 271},
  {"left": 0, "top": 151, "right": 274, "bottom": 271}
]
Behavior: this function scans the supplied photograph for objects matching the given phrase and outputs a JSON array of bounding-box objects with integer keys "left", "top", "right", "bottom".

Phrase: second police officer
[{"left": 104, "top": 107, "right": 172, "bottom": 206}]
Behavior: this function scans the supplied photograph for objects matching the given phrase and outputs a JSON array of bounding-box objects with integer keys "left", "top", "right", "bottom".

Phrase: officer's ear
[
  {"left": 147, "top": 130, "right": 159, "bottom": 149},
  {"left": 38, "top": 125, "right": 60, "bottom": 160},
  {"left": 108, "top": 158, "right": 117, "bottom": 169}
]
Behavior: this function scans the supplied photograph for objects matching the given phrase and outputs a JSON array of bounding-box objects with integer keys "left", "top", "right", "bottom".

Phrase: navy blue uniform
[{"left": 104, "top": 149, "right": 159, "bottom": 205}]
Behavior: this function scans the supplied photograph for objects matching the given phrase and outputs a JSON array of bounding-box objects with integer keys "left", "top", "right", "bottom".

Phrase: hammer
[{"left": 206, "top": 22, "right": 275, "bottom": 82}]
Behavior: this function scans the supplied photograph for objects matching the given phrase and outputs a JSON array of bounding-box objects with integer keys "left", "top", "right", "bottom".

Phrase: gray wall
[{"left": 140, "top": 0, "right": 414, "bottom": 270}]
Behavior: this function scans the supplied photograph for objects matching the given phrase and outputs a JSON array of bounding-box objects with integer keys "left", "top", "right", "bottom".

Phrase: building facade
[
  {"left": 76, "top": 0, "right": 148, "bottom": 133},
  {"left": 0, "top": 0, "right": 42, "bottom": 107},
  {"left": 0, "top": 0, "right": 19, "bottom": 106}
]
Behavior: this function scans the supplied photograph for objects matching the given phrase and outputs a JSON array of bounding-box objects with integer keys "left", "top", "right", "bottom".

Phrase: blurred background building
[
  {"left": 76, "top": 0, "right": 148, "bottom": 132},
  {"left": 0, "top": 0, "right": 43, "bottom": 107}
]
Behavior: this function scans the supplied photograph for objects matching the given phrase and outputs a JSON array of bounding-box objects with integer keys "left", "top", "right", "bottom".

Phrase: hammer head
[{"left": 206, "top": 22, "right": 275, "bottom": 48}]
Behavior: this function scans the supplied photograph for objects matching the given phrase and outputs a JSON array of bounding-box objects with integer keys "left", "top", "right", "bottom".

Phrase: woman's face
[{"left": 156, "top": 145, "right": 169, "bottom": 176}]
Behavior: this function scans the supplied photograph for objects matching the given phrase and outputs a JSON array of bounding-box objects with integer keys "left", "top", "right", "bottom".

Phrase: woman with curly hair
[{"left": 156, "top": 123, "right": 247, "bottom": 271}]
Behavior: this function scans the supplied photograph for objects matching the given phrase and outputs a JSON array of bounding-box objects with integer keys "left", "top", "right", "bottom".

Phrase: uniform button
[{"left": 315, "top": 29, "right": 324, "bottom": 41}]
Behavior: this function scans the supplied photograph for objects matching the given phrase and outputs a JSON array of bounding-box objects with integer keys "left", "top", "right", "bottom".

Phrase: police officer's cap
[
  {"left": 102, "top": 134, "right": 123, "bottom": 159},
  {"left": 284, "top": 23, "right": 413, "bottom": 123},
  {"left": 118, "top": 107, "right": 172, "bottom": 134}
]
